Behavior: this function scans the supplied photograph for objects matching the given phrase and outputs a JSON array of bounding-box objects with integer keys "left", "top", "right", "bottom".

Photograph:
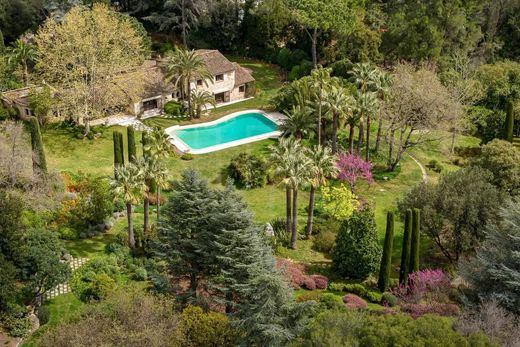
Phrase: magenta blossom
[{"left": 336, "top": 153, "right": 374, "bottom": 190}]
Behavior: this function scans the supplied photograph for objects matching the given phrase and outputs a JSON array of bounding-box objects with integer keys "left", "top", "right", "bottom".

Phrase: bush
[
  {"left": 343, "top": 294, "right": 367, "bottom": 309},
  {"left": 319, "top": 293, "right": 344, "bottom": 310},
  {"left": 392, "top": 269, "right": 451, "bottom": 304},
  {"left": 179, "top": 305, "right": 235, "bottom": 346},
  {"left": 37, "top": 306, "right": 50, "bottom": 326},
  {"left": 57, "top": 226, "right": 77, "bottom": 240},
  {"left": 66, "top": 175, "right": 114, "bottom": 232},
  {"left": 303, "top": 277, "right": 317, "bottom": 290},
  {"left": 303, "top": 310, "right": 495, "bottom": 346},
  {"left": 227, "top": 153, "right": 268, "bottom": 188},
  {"left": 1, "top": 314, "right": 32, "bottom": 337},
  {"left": 381, "top": 292, "right": 398, "bottom": 307},
  {"left": 427, "top": 159, "right": 444, "bottom": 173},
  {"left": 328, "top": 283, "right": 381, "bottom": 303},
  {"left": 296, "top": 291, "right": 322, "bottom": 303},
  {"left": 400, "top": 302, "right": 461, "bottom": 318},
  {"left": 180, "top": 153, "right": 194, "bottom": 160},
  {"left": 270, "top": 217, "right": 290, "bottom": 248},
  {"left": 332, "top": 208, "right": 381, "bottom": 279},
  {"left": 70, "top": 256, "right": 119, "bottom": 302},
  {"left": 276, "top": 258, "right": 306, "bottom": 289},
  {"left": 132, "top": 267, "right": 148, "bottom": 281},
  {"left": 164, "top": 100, "right": 184, "bottom": 117},
  {"left": 311, "top": 275, "right": 328, "bottom": 290},
  {"left": 312, "top": 229, "right": 336, "bottom": 254}
]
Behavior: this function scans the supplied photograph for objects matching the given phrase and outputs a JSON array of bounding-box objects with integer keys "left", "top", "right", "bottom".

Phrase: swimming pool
[{"left": 165, "top": 110, "right": 282, "bottom": 154}]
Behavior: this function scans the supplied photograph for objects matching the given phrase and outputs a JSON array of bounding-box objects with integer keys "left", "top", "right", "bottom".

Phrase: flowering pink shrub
[
  {"left": 401, "top": 302, "right": 460, "bottom": 318},
  {"left": 311, "top": 275, "right": 329, "bottom": 289},
  {"left": 343, "top": 294, "right": 368, "bottom": 309},
  {"left": 392, "top": 269, "right": 451, "bottom": 303},
  {"left": 336, "top": 153, "right": 374, "bottom": 190},
  {"left": 276, "top": 258, "right": 306, "bottom": 288},
  {"left": 303, "top": 277, "right": 317, "bottom": 290}
]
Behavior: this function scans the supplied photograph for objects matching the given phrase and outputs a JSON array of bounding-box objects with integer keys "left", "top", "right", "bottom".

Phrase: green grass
[{"left": 21, "top": 294, "right": 85, "bottom": 347}]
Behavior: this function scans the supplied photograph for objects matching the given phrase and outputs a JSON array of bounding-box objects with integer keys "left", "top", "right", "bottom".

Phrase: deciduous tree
[{"left": 35, "top": 4, "right": 148, "bottom": 134}]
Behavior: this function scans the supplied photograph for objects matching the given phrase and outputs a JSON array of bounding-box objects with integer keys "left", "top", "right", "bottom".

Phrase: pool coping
[{"left": 164, "top": 109, "right": 284, "bottom": 154}]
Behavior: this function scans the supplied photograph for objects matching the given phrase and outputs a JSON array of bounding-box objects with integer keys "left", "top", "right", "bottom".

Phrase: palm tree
[
  {"left": 353, "top": 91, "right": 378, "bottom": 160},
  {"left": 111, "top": 163, "right": 146, "bottom": 248},
  {"left": 270, "top": 137, "right": 302, "bottom": 236},
  {"left": 310, "top": 67, "right": 332, "bottom": 145},
  {"left": 190, "top": 89, "right": 216, "bottom": 118},
  {"left": 286, "top": 147, "right": 311, "bottom": 249},
  {"left": 350, "top": 62, "right": 379, "bottom": 93},
  {"left": 149, "top": 160, "right": 169, "bottom": 223},
  {"left": 324, "top": 84, "right": 354, "bottom": 154},
  {"left": 144, "top": 127, "right": 174, "bottom": 161},
  {"left": 305, "top": 145, "right": 338, "bottom": 238},
  {"left": 374, "top": 71, "right": 391, "bottom": 153},
  {"left": 166, "top": 47, "right": 212, "bottom": 120},
  {"left": 280, "top": 104, "right": 315, "bottom": 139},
  {"left": 143, "top": 127, "right": 173, "bottom": 231},
  {"left": 7, "top": 39, "right": 36, "bottom": 86},
  {"left": 350, "top": 63, "right": 380, "bottom": 160}
]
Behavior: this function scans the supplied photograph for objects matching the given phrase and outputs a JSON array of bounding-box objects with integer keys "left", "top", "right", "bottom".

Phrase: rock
[
  {"left": 79, "top": 232, "right": 87, "bottom": 239},
  {"left": 383, "top": 176, "right": 389, "bottom": 181},
  {"left": 64, "top": 192, "right": 77, "bottom": 200},
  {"left": 96, "top": 224, "right": 105, "bottom": 232},
  {"left": 62, "top": 253, "right": 72, "bottom": 262},
  {"left": 264, "top": 223, "right": 274, "bottom": 237},
  {"left": 104, "top": 221, "right": 113, "bottom": 230}
]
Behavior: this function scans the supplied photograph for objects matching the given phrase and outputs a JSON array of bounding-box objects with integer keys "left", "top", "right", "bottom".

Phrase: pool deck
[{"left": 165, "top": 109, "right": 286, "bottom": 154}]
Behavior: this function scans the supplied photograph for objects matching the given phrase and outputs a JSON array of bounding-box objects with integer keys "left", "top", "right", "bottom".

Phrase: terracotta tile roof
[
  {"left": 195, "top": 50, "right": 235, "bottom": 76},
  {"left": 1, "top": 87, "right": 33, "bottom": 107},
  {"left": 233, "top": 63, "right": 255, "bottom": 86}
]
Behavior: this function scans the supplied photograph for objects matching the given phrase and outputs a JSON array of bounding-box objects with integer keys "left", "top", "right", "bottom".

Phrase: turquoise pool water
[{"left": 174, "top": 112, "right": 278, "bottom": 150}]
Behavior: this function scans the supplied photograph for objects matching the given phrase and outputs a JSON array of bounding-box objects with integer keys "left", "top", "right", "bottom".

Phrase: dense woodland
[{"left": 1, "top": 0, "right": 520, "bottom": 346}]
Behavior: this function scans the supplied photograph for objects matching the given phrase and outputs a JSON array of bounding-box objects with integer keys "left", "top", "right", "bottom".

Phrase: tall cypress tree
[
  {"left": 378, "top": 211, "right": 394, "bottom": 292},
  {"left": 409, "top": 208, "right": 421, "bottom": 273},
  {"left": 399, "top": 209, "right": 413, "bottom": 284},
  {"left": 27, "top": 117, "right": 47, "bottom": 177},
  {"left": 504, "top": 99, "right": 514, "bottom": 143},
  {"left": 113, "top": 131, "right": 124, "bottom": 176},
  {"left": 127, "top": 126, "right": 137, "bottom": 163}
]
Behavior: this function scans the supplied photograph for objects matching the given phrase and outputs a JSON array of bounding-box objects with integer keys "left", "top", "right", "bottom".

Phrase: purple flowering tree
[{"left": 336, "top": 153, "right": 374, "bottom": 191}]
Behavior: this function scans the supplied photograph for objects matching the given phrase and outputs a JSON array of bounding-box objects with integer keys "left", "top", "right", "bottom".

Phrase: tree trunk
[
  {"left": 127, "top": 203, "right": 135, "bottom": 248},
  {"left": 143, "top": 196, "right": 149, "bottom": 234},
  {"left": 357, "top": 123, "right": 364, "bottom": 153},
  {"left": 317, "top": 85, "right": 322, "bottom": 145},
  {"left": 23, "top": 62, "right": 28, "bottom": 87},
  {"left": 290, "top": 188, "right": 298, "bottom": 249},
  {"left": 305, "top": 185, "right": 316, "bottom": 238},
  {"left": 388, "top": 129, "right": 395, "bottom": 170},
  {"left": 311, "top": 28, "right": 318, "bottom": 68},
  {"left": 375, "top": 116, "right": 383, "bottom": 153},
  {"left": 349, "top": 124, "right": 355, "bottom": 153},
  {"left": 365, "top": 114, "right": 371, "bottom": 161},
  {"left": 450, "top": 130, "right": 456, "bottom": 153},
  {"left": 332, "top": 113, "right": 339, "bottom": 154},
  {"left": 190, "top": 271, "right": 198, "bottom": 297},
  {"left": 286, "top": 186, "right": 292, "bottom": 234},
  {"left": 156, "top": 187, "right": 161, "bottom": 223}
]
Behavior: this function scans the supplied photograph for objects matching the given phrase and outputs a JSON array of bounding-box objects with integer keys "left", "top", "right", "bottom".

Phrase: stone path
[{"left": 43, "top": 257, "right": 88, "bottom": 300}]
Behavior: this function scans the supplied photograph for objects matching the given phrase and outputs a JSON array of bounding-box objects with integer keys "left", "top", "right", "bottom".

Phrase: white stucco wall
[{"left": 190, "top": 70, "right": 235, "bottom": 96}]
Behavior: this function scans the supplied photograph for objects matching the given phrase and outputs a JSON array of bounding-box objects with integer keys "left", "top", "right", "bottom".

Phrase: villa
[{"left": 0, "top": 49, "right": 256, "bottom": 122}]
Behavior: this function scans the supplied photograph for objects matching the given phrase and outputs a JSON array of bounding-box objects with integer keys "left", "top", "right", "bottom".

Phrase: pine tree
[
  {"left": 409, "top": 208, "right": 421, "bottom": 273},
  {"left": 156, "top": 170, "right": 218, "bottom": 301},
  {"left": 378, "top": 211, "right": 394, "bottom": 292},
  {"left": 127, "top": 126, "right": 137, "bottom": 163},
  {"left": 27, "top": 117, "right": 47, "bottom": 177},
  {"left": 504, "top": 99, "right": 514, "bottom": 143},
  {"left": 399, "top": 209, "right": 412, "bottom": 284},
  {"left": 213, "top": 181, "right": 313, "bottom": 346},
  {"left": 461, "top": 200, "right": 520, "bottom": 314}
]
